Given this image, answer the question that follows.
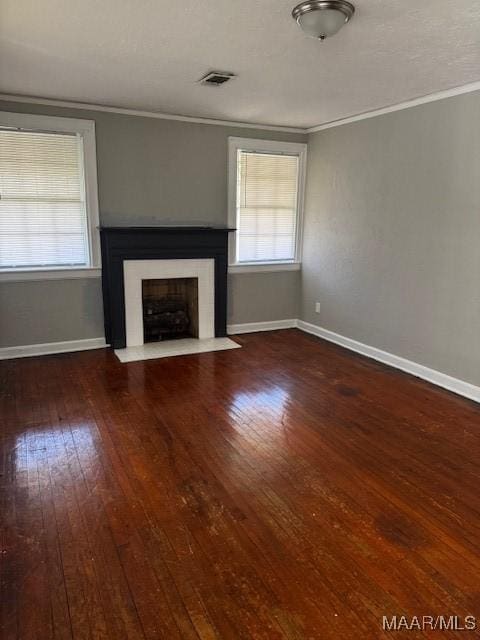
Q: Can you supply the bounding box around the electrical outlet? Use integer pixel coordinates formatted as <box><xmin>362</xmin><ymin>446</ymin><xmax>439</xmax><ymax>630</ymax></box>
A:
<box><xmin>315</xmin><ymin>302</ymin><xmax>321</xmax><ymax>314</ymax></box>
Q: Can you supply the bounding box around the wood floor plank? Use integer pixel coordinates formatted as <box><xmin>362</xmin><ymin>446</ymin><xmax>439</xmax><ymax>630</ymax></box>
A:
<box><xmin>1</xmin><ymin>329</ymin><xmax>480</xmax><ymax>639</ymax></box>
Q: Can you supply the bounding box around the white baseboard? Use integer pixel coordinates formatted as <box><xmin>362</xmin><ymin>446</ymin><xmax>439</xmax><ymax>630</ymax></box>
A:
<box><xmin>0</xmin><ymin>337</ymin><xmax>107</xmax><ymax>360</ymax></box>
<box><xmin>1</xmin><ymin>321</ymin><xmax>478</xmax><ymax>405</ymax></box>
<box><xmin>297</xmin><ymin>320</ymin><xmax>480</xmax><ymax>404</ymax></box>
<box><xmin>227</xmin><ymin>319</ymin><xmax>298</xmax><ymax>335</ymax></box>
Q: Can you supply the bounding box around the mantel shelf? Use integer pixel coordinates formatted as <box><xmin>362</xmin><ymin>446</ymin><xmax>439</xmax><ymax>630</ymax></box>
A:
<box><xmin>99</xmin><ymin>226</ymin><xmax>235</xmax><ymax>232</ymax></box>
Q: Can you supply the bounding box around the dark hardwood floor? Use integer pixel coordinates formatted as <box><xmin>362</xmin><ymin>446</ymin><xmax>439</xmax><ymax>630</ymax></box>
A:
<box><xmin>1</xmin><ymin>329</ymin><xmax>480</xmax><ymax>639</ymax></box>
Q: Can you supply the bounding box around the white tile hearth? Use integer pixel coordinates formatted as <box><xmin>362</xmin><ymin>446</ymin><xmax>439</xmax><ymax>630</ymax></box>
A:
<box><xmin>115</xmin><ymin>337</ymin><xmax>241</xmax><ymax>363</ymax></box>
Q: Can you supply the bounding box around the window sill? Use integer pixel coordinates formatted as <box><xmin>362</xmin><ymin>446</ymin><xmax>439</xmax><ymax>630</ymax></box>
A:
<box><xmin>0</xmin><ymin>267</ymin><xmax>102</xmax><ymax>282</ymax></box>
<box><xmin>228</xmin><ymin>262</ymin><xmax>301</xmax><ymax>274</ymax></box>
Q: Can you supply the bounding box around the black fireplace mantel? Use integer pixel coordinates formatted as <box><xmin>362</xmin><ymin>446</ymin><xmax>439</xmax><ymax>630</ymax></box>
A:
<box><xmin>100</xmin><ymin>226</ymin><xmax>234</xmax><ymax>349</ymax></box>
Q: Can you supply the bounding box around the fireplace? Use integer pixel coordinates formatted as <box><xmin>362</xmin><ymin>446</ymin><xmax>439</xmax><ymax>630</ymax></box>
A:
<box><xmin>122</xmin><ymin>258</ymin><xmax>215</xmax><ymax>347</ymax></box>
<box><xmin>142</xmin><ymin>278</ymin><xmax>198</xmax><ymax>342</ymax></box>
<box><xmin>100</xmin><ymin>226</ymin><xmax>233</xmax><ymax>349</ymax></box>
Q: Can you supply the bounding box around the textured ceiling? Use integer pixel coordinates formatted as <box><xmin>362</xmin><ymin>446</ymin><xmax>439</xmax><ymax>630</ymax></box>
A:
<box><xmin>1</xmin><ymin>0</ymin><xmax>480</xmax><ymax>128</ymax></box>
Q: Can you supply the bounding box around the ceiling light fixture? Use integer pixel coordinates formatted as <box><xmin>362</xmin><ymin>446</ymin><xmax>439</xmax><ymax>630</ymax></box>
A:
<box><xmin>292</xmin><ymin>0</ymin><xmax>355</xmax><ymax>40</ymax></box>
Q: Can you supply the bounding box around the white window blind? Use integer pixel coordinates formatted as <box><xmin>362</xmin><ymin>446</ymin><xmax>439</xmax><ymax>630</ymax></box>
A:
<box><xmin>236</xmin><ymin>150</ymin><xmax>299</xmax><ymax>263</ymax></box>
<box><xmin>0</xmin><ymin>128</ymin><xmax>89</xmax><ymax>270</ymax></box>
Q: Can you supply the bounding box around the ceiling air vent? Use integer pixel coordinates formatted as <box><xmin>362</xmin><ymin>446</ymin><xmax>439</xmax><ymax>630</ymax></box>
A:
<box><xmin>199</xmin><ymin>71</ymin><xmax>236</xmax><ymax>86</ymax></box>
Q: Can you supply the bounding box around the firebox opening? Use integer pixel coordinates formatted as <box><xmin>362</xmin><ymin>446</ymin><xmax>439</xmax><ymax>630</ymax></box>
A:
<box><xmin>142</xmin><ymin>278</ymin><xmax>199</xmax><ymax>343</ymax></box>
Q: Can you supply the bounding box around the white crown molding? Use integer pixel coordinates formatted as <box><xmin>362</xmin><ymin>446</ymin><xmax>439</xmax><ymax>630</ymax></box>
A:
<box><xmin>297</xmin><ymin>320</ymin><xmax>480</xmax><ymax>404</ymax></box>
<box><xmin>3</xmin><ymin>80</ymin><xmax>480</xmax><ymax>135</ymax></box>
<box><xmin>0</xmin><ymin>337</ymin><xmax>107</xmax><ymax>360</ymax></box>
<box><xmin>0</xmin><ymin>93</ymin><xmax>306</xmax><ymax>134</ymax></box>
<box><xmin>306</xmin><ymin>80</ymin><xmax>480</xmax><ymax>133</ymax></box>
<box><xmin>2</xmin><ymin>81</ymin><xmax>480</xmax><ymax>135</ymax></box>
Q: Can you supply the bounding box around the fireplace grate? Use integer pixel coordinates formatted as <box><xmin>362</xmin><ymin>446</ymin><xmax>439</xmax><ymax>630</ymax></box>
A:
<box><xmin>143</xmin><ymin>294</ymin><xmax>190</xmax><ymax>342</ymax></box>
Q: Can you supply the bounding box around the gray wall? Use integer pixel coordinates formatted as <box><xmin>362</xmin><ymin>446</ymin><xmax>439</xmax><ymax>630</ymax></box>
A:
<box><xmin>302</xmin><ymin>91</ymin><xmax>480</xmax><ymax>386</ymax></box>
<box><xmin>0</xmin><ymin>278</ymin><xmax>104</xmax><ymax>347</ymax></box>
<box><xmin>0</xmin><ymin>99</ymin><xmax>304</xmax><ymax>347</ymax></box>
<box><xmin>228</xmin><ymin>271</ymin><xmax>299</xmax><ymax>325</ymax></box>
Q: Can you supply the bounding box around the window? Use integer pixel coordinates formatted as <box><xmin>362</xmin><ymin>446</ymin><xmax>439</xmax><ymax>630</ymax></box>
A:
<box><xmin>0</xmin><ymin>111</ymin><xmax>100</xmax><ymax>277</ymax></box>
<box><xmin>228</xmin><ymin>137</ymin><xmax>306</xmax><ymax>269</ymax></box>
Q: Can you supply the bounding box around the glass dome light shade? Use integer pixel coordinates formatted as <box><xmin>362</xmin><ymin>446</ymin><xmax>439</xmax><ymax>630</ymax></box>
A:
<box><xmin>292</xmin><ymin>1</ymin><xmax>355</xmax><ymax>40</ymax></box>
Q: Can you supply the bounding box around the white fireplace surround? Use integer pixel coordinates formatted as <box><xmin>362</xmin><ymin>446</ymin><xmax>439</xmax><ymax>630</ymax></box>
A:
<box><xmin>123</xmin><ymin>258</ymin><xmax>215</xmax><ymax>347</ymax></box>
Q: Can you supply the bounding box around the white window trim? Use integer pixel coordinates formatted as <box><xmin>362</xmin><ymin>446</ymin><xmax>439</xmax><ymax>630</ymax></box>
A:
<box><xmin>0</xmin><ymin>267</ymin><xmax>102</xmax><ymax>282</ymax></box>
<box><xmin>0</xmin><ymin>111</ymin><xmax>101</xmax><ymax>281</ymax></box>
<box><xmin>228</xmin><ymin>262</ymin><xmax>301</xmax><ymax>274</ymax></box>
<box><xmin>227</xmin><ymin>136</ymin><xmax>307</xmax><ymax>273</ymax></box>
